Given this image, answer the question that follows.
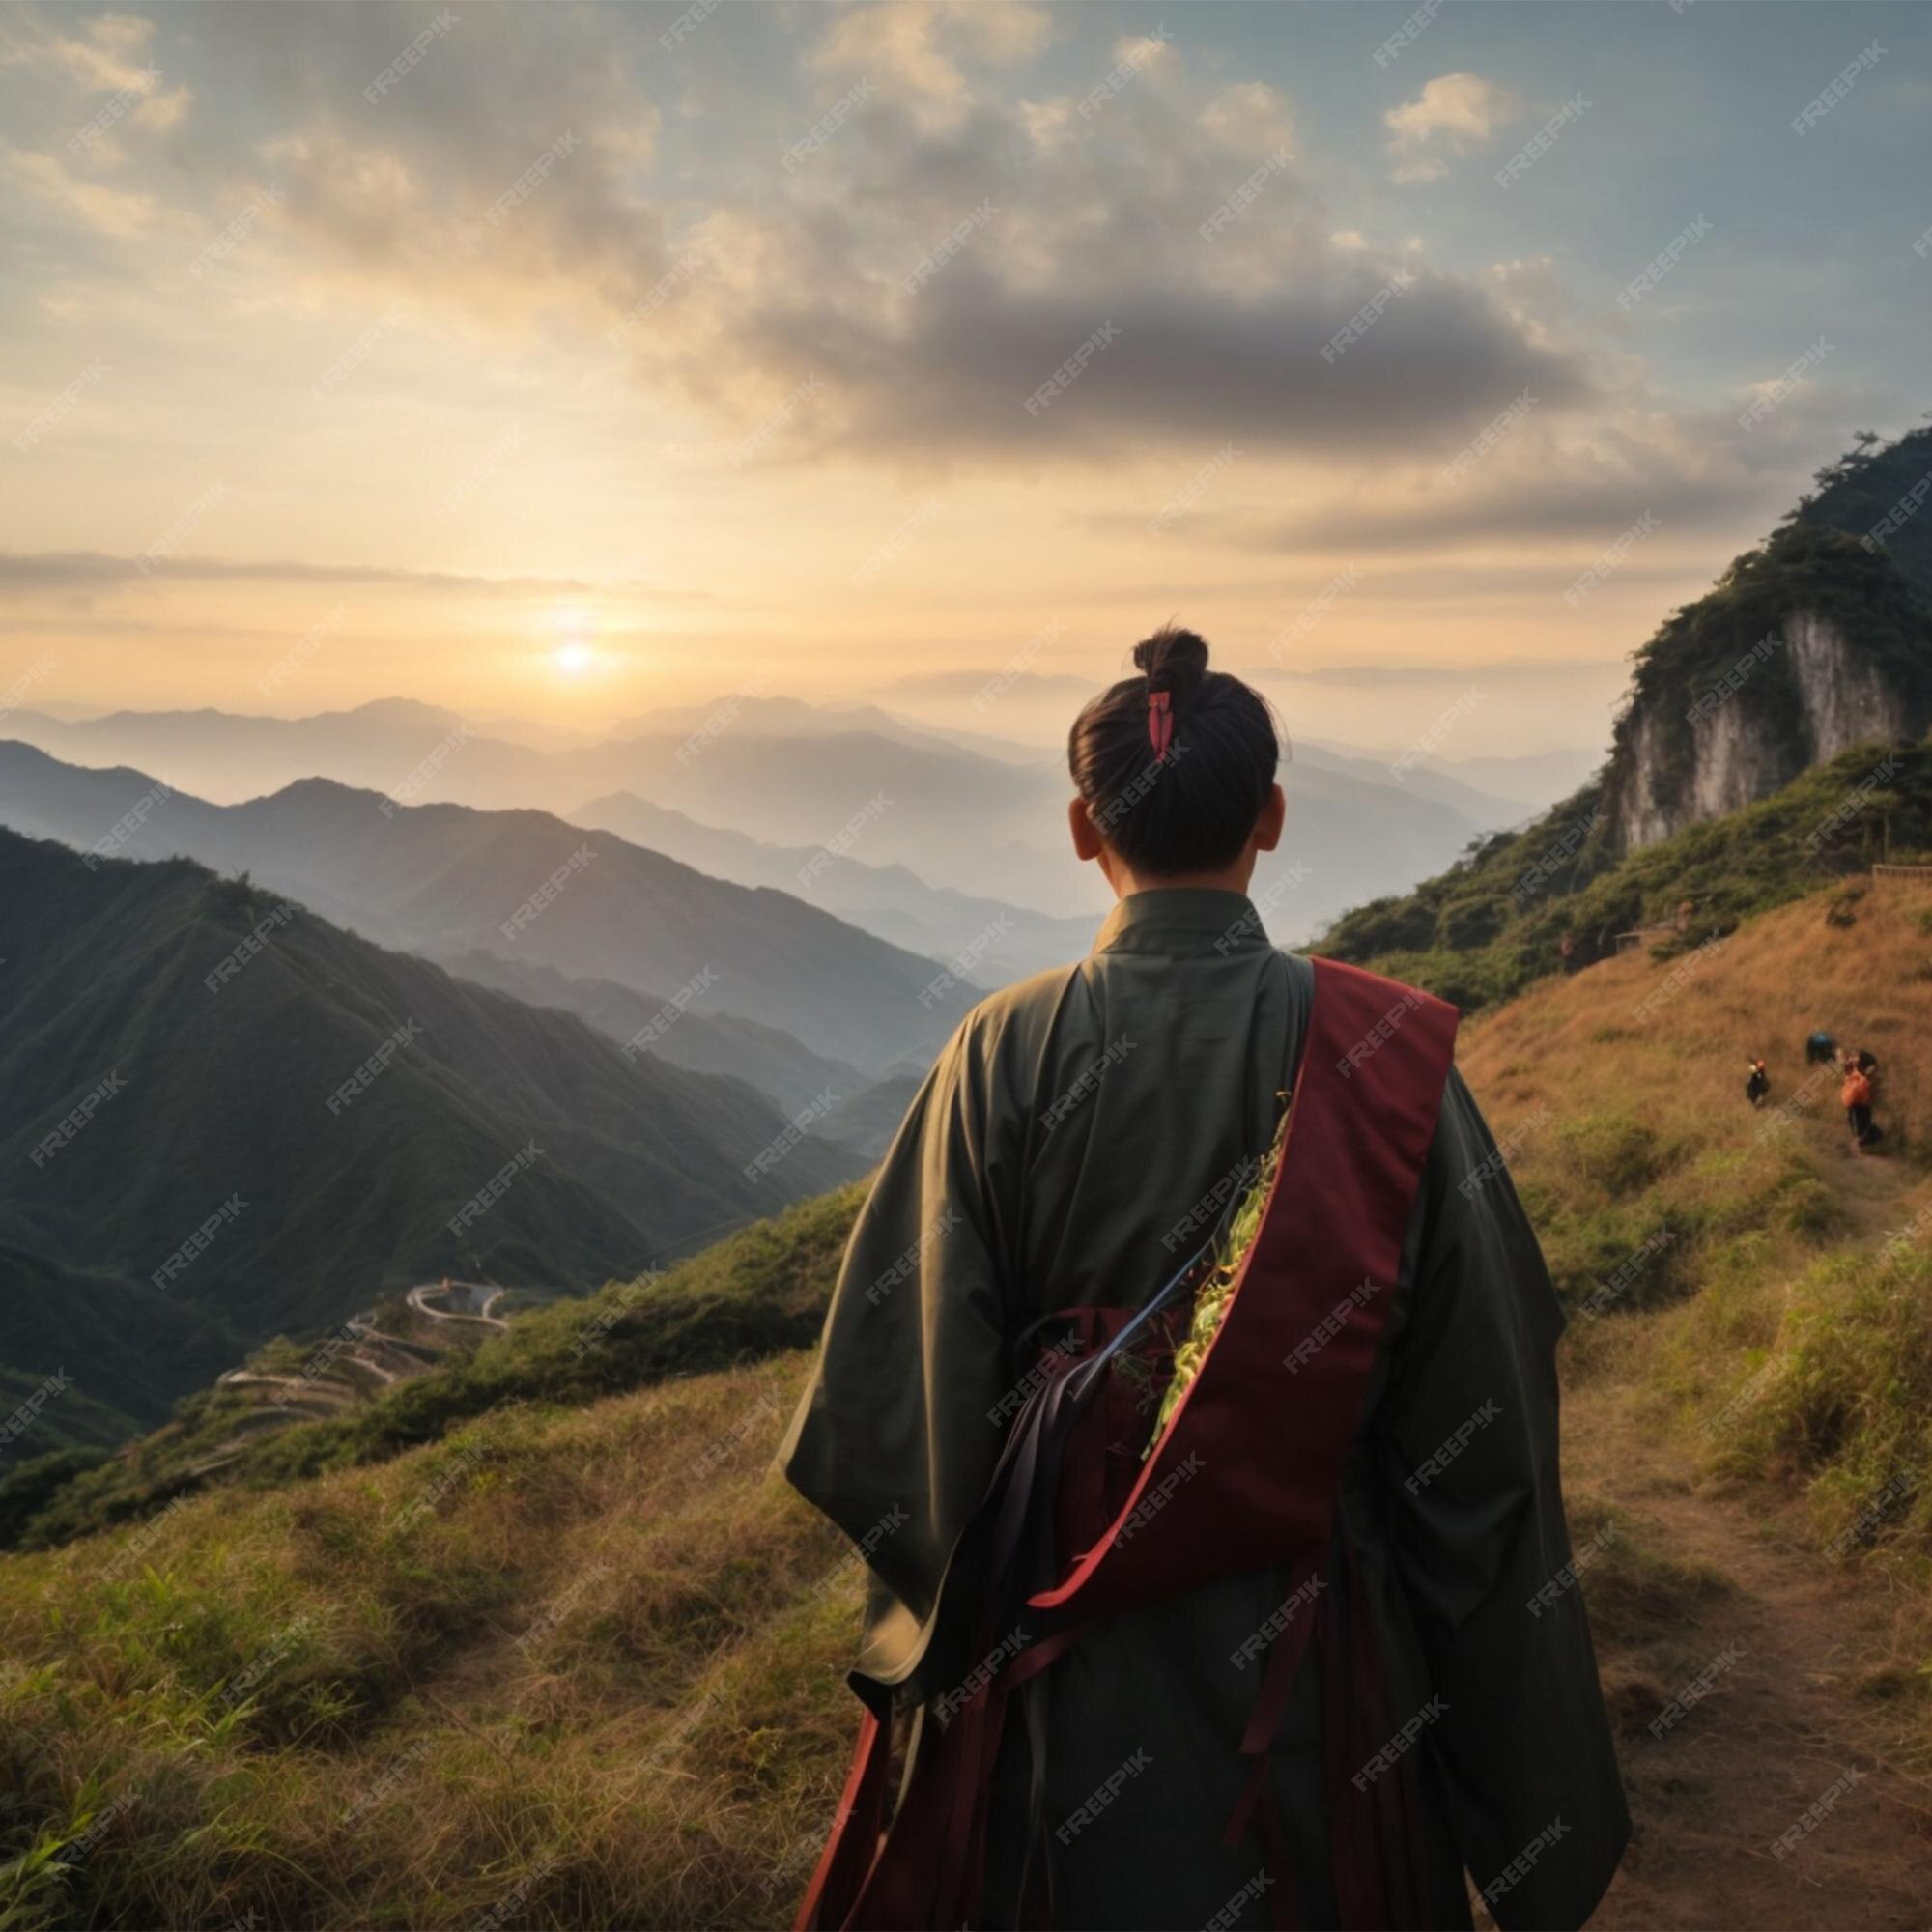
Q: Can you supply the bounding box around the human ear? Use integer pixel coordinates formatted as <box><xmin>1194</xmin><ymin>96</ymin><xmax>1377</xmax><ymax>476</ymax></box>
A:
<box><xmin>1253</xmin><ymin>782</ymin><xmax>1286</xmax><ymax>855</ymax></box>
<box><xmin>1068</xmin><ymin>796</ymin><xmax>1105</xmax><ymax>863</ymax></box>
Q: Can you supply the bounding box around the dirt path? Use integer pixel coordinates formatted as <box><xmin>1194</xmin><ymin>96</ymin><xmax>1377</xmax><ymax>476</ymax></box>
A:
<box><xmin>408</xmin><ymin>1280</ymin><xmax>510</xmax><ymax>1328</ymax></box>
<box><xmin>1568</xmin><ymin>1369</ymin><xmax>1932</xmax><ymax>1930</ymax></box>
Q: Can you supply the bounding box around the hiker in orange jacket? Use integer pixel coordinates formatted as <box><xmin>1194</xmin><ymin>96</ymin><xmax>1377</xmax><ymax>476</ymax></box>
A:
<box><xmin>1841</xmin><ymin>1056</ymin><xmax>1876</xmax><ymax>1152</ymax></box>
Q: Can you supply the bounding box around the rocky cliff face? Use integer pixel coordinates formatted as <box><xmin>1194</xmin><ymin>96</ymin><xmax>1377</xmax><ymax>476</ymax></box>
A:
<box><xmin>1786</xmin><ymin>610</ymin><xmax>1910</xmax><ymax>753</ymax></box>
<box><xmin>1608</xmin><ymin>607</ymin><xmax>1914</xmax><ymax>849</ymax></box>
<box><xmin>1600</xmin><ymin>433</ymin><xmax>1932</xmax><ymax>853</ymax></box>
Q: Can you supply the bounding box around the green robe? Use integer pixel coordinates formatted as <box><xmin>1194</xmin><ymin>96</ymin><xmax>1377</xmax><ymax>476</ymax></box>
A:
<box><xmin>781</xmin><ymin>888</ymin><xmax>1628</xmax><ymax>1929</ymax></box>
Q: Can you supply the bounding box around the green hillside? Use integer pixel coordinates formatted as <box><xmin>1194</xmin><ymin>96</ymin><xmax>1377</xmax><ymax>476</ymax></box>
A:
<box><xmin>1322</xmin><ymin>738</ymin><xmax>1932</xmax><ymax>1009</ymax></box>
<box><xmin>1793</xmin><ymin>420</ymin><xmax>1932</xmax><ymax>612</ymax></box>
<box><xmin>0</xmin><ymin>830</ymin><xmax>859</xmax><ymax>1445</ymax></box>
<box><xmin>0</xmin><ymin>1244</ymin><xmax>247</xmax><ymax>1454</ymax></box>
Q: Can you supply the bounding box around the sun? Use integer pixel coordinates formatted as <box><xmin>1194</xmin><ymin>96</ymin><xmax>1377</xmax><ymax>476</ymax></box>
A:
<box><xmin>539</xmin><ymin>604</ymin><xmax>615</xmax><ymax>682</ymax></box>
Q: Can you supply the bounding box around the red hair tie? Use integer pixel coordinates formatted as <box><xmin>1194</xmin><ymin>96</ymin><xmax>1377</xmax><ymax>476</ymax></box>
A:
<box><xmin>1147</xmin><ymin>688</ymin><xmax>1174</xmax><ymax>763</ymax></box>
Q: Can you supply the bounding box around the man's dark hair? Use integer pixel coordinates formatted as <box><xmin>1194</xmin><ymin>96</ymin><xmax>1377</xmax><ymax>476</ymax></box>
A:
<box><xmin>1067</xmin><ymin>625</ymin><xmax>1280</xmax><ymax>876</ymax></box>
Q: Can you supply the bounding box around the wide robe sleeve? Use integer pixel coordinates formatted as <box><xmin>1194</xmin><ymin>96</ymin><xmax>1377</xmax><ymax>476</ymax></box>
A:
<box><xmin>779</xmin><ymin>1009</ymin><xmax>1020</xmax><ymax>1702</ymax></box>
<box><xmin>1379</xmin><ymin>1068</ymin><xmax>1631</xmax><ymax>1931</ymax></box>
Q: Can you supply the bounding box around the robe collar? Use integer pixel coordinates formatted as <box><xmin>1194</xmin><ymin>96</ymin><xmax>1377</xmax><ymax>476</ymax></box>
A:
<box><xmin>1091</xmin><ymin>886</ymin><xmax>1270</xmax><ymax>958</ymax></box>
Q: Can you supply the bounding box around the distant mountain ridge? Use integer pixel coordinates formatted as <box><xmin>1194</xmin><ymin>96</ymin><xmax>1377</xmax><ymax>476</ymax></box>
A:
<box><xmin>0</xmin><ymin>829</ymin><xmax>863</xmax><ymax>1445</ymax></box>
<box><xmin>1285</xmin><ymin>739</ymin><xmax>1535</xmax><ymax>830</ymax></box>
<box><xmin>0</xmin><ymin>744</ymin><xmax>976</xmax><ymax>1077</ymax></box>
<box><xmin>2</xmin><ymin>696</ymin><xmax>508</xmax><ymax>805</ymax></box>
<box><xmin>436</xmin><ymin>949</ymin><xmax>872</xmax><ymax>1128</ymax></box>
<box><xmin>1</xmin><ymin>690</ymin><xmax>1539</xmax><ymax>939</ymax></box>
<box><xmin>568</xmin><ymin>790</ymin><xmax>1096</xmax><ymax>981</ymax></box>
<box><xmin>608</xmin><ymin>693</ymin><xmax>1053</xmax><ymax>768</ymax></box>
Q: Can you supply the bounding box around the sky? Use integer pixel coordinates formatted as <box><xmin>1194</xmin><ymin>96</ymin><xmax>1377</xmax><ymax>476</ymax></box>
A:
<box><xmin>1</xmin><ymin>0</ymin><xmax>1927</xmax><ymax>757</ymax></box>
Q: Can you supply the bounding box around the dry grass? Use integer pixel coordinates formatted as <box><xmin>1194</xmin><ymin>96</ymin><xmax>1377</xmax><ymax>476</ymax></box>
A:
<box><xmin>1459</xmin><ymin>879</ymin><xmax>1932</xmax><ymax>1178</ymax></box>
<box><xmin>1459</xmin><ymin>882</ymin><xmax>1932</xmax><ymax>1690</ymax></box>
<box><xmin>0</xmin><ymin>1359</ymin><xmax>862</xmax><ymax>1931</ymax></box>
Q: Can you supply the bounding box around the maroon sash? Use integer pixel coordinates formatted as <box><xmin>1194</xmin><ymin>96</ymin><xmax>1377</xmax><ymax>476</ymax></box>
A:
<box><xmin>797</xmin><ymin>957</ymin><xmax>1458</xmax><ymax>1930</ymax></box>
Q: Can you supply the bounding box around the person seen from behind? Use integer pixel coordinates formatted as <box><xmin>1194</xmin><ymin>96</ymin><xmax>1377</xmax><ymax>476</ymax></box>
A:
<box><xmin>1842</xmin><ymin>1053</ymin><xmax>1877</xmax><ymax>1152</ymax></box>
<box><xmin>782</xmin><ymin>626</ymin><xmax>1629</xmax><ymax>1930</ymax></box>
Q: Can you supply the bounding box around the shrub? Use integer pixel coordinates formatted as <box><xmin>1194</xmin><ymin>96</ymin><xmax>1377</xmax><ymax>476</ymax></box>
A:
<box><xmin>1554</xmin><ymin>1111</ymin><xmax>1676</xmax><ymax>1196</ymax></box>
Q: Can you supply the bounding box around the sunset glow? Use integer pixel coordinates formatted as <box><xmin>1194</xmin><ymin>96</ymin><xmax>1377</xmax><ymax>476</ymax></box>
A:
<box><xmin>1</xmin><ymin>2</ymin><xmax>1924</xmax><ymax>751</ymax></box>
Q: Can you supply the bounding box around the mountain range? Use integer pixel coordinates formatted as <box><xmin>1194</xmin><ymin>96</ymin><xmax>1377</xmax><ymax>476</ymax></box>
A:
<box><xmin>0</xmin><ymin>745</ymin><xmax>976</xmax><ymax>1078</ymax></box>
<box><xmin>0</xmin><ymin>692</ymin><xmax>1549</xmax><ymax>939</ymax></box>
<box><xmin>0</xmin><ymin>829</ymin><xmax>863</xmax><ymax>1445</ymax></box>
<box><xmin>18</xmin><ymin>419</ymin><xmax>1919</xmax><ymax>1462</ymax></box>
<box><xmin>567</xmin><ymin>789</ymin><xmax>1095</xmax><ymax>981</ymax></box>
<box><xmin>433</xmin><ymin>949</ymin><xmax>867</xmax><ymax>1123</ymax></box>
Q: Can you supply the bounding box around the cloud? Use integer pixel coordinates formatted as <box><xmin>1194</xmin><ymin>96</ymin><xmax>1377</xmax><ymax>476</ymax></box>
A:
<box><xmin>810</xmin><ymin>0</ymin><xmax>1053</xmax><ymax>131</ymax></box>
<box><xmin>101</xmin><ymin>7</ymin><xmax>664</xmax><ymax>296</ymax></box>
<box><xmin>2</xmin><ymin>10</ymin><xmax>158</xmax><ymax>95</ymax></box>
<box><xmin>131</xmin><ymin>82</ymin><xmax>190</xmax><ymax>134</ymax></box>
<box><xmin>38</xmin><ymin>6</ymin><xmax>1582</xmax><ymax>470</ymax></box>
<box><xmin>0</xmin><ymin>12</ymin><xmax>1601</xmax><ymax>475</ymax></box>
<box><xmin>795</xmin><ymin>262</ymin><xmax>1590</xmax><ymax>459</ymax></box>
<box><xmin>0</xmin><ymin>550</ymin><xmax>688</xmax><ymax>597</ymax></box>
<box><xmin>604</xmin><ymin>52</ymin><xmax>1593</xmax><ymax>463</ymax></box>
<box><xmin>5</xmin><ymin>144</ymin><xmax>159</xmax><ymax>237</ymax></box>
<box><xmin>1242</xmin><ymin>439</ymin><xmax>1777</xmax><ymax>554</ymax></box>
<box><xmin>1385</xmin><ymin>73</ymin><xmax>1523</xmax><ymax>181</ymax></box>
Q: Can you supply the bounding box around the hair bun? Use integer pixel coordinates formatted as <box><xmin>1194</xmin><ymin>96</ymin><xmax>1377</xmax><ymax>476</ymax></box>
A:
<box><xmin>1131</xmin><ymin>624</ymin><xmax>1210</xmax><ymax>701</ymax></box>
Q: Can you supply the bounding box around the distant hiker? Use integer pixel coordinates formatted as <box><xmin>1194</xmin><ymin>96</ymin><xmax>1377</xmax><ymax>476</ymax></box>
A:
<box><xmin>783</xmin><ymin>626</ymin><xmax>1629</xmax><ymax>1931</ymax></box>
<box><xmin>1805</xmin><ymin>1029</ymin><xmax>1837</xmax><ymax>1065</ymax></box>
<box><xmin>1842</xmin><ymin>1055</ymin><xmax>1877</xmax><ymax>1151</ymax></box>
<box><xmin>1746</xmin><ymin>1058</ymin><xmax>1770</xmax><ymax>1108</ymax></box>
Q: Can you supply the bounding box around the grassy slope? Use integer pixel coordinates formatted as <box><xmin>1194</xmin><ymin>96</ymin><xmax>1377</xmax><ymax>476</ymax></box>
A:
<box><xmin>1454</xmin><ymin>880</ymin><xmax>1932</xmax><ymax>1571</ymax></box>
<box><xmin>5</xmin><ymin>891</ymin><xmax>1932</xmax><ymax>1929</ymax></box>
<box><xmin>0</xmin><ymin>1357</ymin><xmax>857</xmax><ymax>1932</ymax></box>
